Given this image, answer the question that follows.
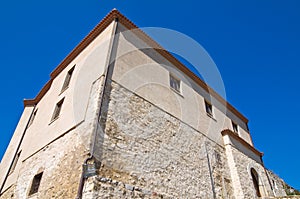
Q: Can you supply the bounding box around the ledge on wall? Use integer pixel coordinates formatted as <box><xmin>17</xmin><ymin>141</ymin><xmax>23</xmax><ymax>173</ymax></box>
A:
<box><xmin>221</xmin><ymin>129</ymin><xmax>263</xmax><ymax>164</ymax></box>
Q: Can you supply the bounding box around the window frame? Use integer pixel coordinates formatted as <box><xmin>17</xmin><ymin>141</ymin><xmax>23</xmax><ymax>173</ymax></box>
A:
<box><xmin>8</xmin><ymin>151</ymin><xmax>21</xmax><ymax>175</ymax></box>
<box><xmin>61</xmin><ymin>65</ymin><xmax>75</xmax><ymax>92</ymax></box>
<box><xmin>28</xmin><ymin>109</ymin><xmax>38</xmax><ymax>127</ymax></box>
<box><xmin>28</xmin><ymin>172</ymin><xmax>43</xmax><ymax>196</ymax></box>
<box><xmin>51</xmin><ymin>98</ymin><xmax>64</xmax><ymax>122</ymax></box>
<box><xmin>205</xmin><ymin>100</ymin><xmax>213</xmax><ymax>117</ymax></box>
<box><xmin>232</xmin><ymin>121</ymin><xmax>239</xmax><ymax>133</ymax></box>
<box><xmin>169</xmin><ymin>73</ymin><xmax>181</xmax><ymax>94</ymax></box>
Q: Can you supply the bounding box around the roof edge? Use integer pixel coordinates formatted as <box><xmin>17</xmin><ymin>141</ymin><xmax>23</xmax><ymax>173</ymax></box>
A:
<box><xmin>23</xmin><ymin>9</ymin><xmax>249</xmax><ymax>124</ymax></box>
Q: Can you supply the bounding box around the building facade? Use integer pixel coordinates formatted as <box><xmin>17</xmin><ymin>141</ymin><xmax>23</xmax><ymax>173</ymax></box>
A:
<box><xmin>0</xmin><ymin>10</ymin><xmax>292</xmax><ymax>199</ymax></box>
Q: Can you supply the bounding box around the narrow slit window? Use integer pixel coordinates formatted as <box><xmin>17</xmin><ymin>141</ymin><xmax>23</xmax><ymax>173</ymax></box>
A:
<box><xmin>61</xmin><ymin>66</ymin><xmax>75</xmax><ymax>92</ymax></box>
<box><xmin>51</xmin><ymin>98</ymin><xmax>64</xmax><ymax>121</ymax></box>
<box><xmin>205</xmin><ymin>100</ymin><xmax>213</xmax><ymax>116</ymax></box>
<box><xmin>9</xmin><ymin>151</ymin><xmax>21</xmax><ymax>175</ymax></box>
<box><xmin>28</xmin><ymin>172</ymin><xmax>43</xmax><ymax>196</ymax></box>
<box><xmin>170</xmin><ymin>74</ymin><xmax>181</xmax><ymax>93</ymax></box>
<box><xmin>232</xmin><ymin>121</ymin><xmax>238</xmax><ymax>133</ymax></box>
<box><xmin>28</xmin><ymin>109</ymin><xmax>38</xmax><ymax>127</ymax></box>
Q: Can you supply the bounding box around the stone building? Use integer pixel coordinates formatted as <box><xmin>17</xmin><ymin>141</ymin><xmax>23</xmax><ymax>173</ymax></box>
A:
<box><xmin>0</xmin><ymin>9</ymin><xmax>293</xmax><ymax>199</ymax></box>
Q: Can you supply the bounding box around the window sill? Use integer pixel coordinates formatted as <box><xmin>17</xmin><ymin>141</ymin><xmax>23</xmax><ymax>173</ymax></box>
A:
<box><xmin>27</xmin><ymin>192</ymin><xmax>38</xmax><ymax>198</ymax></box>
<box><xmin>206</xmin><ymin>113</ymin><xmax>217</xmax><ymax>122</ymax></box>
<box><xmin>59</xmin><ymin>86</ymin><xmax>69</xmax><ymax>96</ymax></box>
<box><xmin>170</xmin><ymin>87</ymin><xmax>184</xmax><ymax>98</ymax></box>
<box><xmin>49</xmin><ymin>116</ymin><xmax>59</xmax><ymax>125</ymax></box>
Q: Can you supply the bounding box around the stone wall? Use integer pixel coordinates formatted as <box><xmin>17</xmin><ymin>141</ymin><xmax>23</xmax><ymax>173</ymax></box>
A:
<box><xmin>229</xmin><ymin>146</ymin><xmax>274</xmax><ymax>198</ymax></box>
<box><xmin>0</xmin><ymin>129</ymin><xmax>87</xmax><ymax>199</ymax></box>
<box><xmin>0</xmin><ymin>185</ymin><xmax>15</xmax><ymax>199</ymax></box>
<box><xmin>0</xmin><ymin>78</ymin><xmax>104</xmax><ymax>199</ymax></box>
<box><xmin>267</xmin><ymin>170</ymin><xmax>288</xmax><ymax>197</ymax></box>
<box><xmin>87</xmin><ymin>81</ymin><xmax>235</xmax><ymax>198</ymax></box>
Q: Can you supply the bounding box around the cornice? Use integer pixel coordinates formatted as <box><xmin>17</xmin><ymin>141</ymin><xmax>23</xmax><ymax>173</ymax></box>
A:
<box><xmin>23</xmin><ymin>9</ymin><xmax>249</xmax><ymax>125</ymax></box>
<box><xmin>221</xmin><ymin>129</ymin><xmax>263</xmax><ymax>157</ymax></box>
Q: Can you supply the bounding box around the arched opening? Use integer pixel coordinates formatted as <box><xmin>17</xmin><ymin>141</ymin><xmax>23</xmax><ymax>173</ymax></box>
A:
<box><xmin>251</xmin><ymin>168</ymin><xmax>261</xmax><ymax>197</ymax></box>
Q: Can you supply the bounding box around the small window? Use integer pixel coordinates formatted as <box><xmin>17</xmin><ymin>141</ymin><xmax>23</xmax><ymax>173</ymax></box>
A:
<box><xmin>61</xmin><ymin>66</ymin><xmax>75</xmax><ymax>92</ymax></box>
<box><xmin>28</xmin><ymin>109</ymin><xmax>38</xmax><ymax>127</ymax></box>
<box><xmin>170</xmin><ymin>74</ymin><xmax>181</xmax><ymax>93</ymax></box>
<box><xmin>9</xmin><ymin>151</ymin><xmax>21</xmax><ymax>175</ymax></box>
<box><xmin>51</xmin><ymin>98</ymin><xmax>64</xmax><ymax>121</ymax></box>
<box><xmin>232</xmin><ymin>121</ymin><xmax>238</xmax><ymax>133</ymax></box>
<box><xmin>205</xmin><ymin>100</ymin><xmax>213</xmax><ymax>116</ymax></box>
<box><xmin>28</xmin><ymin>172</ymin><xmax>43</xmax><ymax>196</ymax></box>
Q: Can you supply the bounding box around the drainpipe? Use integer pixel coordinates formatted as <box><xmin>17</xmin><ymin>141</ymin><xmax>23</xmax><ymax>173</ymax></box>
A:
<box><xmin>0</xmin><ymin>105</ymin><xmax>36</xmax><ymax>196</ymax></box>
<box><xmin>75</xmin><ymin>17</ymin><xmax>119</xmax><ymax>199</ymax></box>
<box><xmin>205</xmin><ymin>142</ymin><xmax>217</xmax><ymax>199</ymax></box>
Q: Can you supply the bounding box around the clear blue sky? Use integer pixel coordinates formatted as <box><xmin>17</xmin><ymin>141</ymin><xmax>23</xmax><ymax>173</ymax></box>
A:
<box><xmin>0</xmin><ymin>0</ymin><xmax>299</xmax><ymax>190</ymax></box>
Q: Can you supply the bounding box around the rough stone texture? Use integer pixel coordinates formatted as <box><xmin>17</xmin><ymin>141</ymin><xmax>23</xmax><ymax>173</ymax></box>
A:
<box><xmin>0</xmin><ymin>129</ymin><xmax>87</xmax><ymax>199</ymax></box>
<box><xmin>82</xmin><ymin>176</ymin><xmax>173</xmax><ymax>199</ymax></box>
<box><xmin>229</xmin><ymin>146</ymin><xmax>274</xmax><ymax>198</ymax></box>
<box><xmin>88</xmin><ymin>81</ymin><xmax>235</xmax><ymax>198</ymax></box>
<box><xmin>0</xmin><ymin>78</ymin><xmax>104</xmax><ymax>199</ymax></box>
<box><xmin>267</xmin><ymin>170</ymin><xmax>288</xmax><ymax>197</ymax></box>
<box><xmin>9</xmin><ymin>129</ymin><xmax>86</xmax><ymax>199</ymax></box>
<box><xmin>0</xmin><ymin>185</ymin><xmax>15</xmax><ymax>199</ymax></box>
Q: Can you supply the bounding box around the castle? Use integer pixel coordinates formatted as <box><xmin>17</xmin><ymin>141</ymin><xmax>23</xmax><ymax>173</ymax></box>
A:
<box><xmin>0</xmin><ymin>10</ymin><xmax>294</xmax><ymax>199</ymax></box>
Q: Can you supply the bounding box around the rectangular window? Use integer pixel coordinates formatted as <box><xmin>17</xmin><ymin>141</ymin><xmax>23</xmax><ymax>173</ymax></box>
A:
<box><xmin>51</xmin><ymin>98</ymin><xmax>64</xmax><ymax>121</ymax></box>
<box><xmin>205</xmin><ymin>100</ymin><xmax>213</xmax><ymax>116</ymax></box>
<box><xmin>170</xmin><ymin>74</ymin><xmax>181</xmax><ymax>93</ymax></box>
<box><xmin>8</xmin><ymin>151</ymin><xmax>21</xmax><ymax>175</ymax></box>
<box><xmin>28</xmin><ymin>172</ymin><xmax>43</xmax><ymax>196</ymax></box>
<box><xmin>61</xmin><ymin>66</ymin><xmax>75</xmax><ymax>92</ymax></box>
<box><xmin>28</xmin><ymin>109</ymin><xmax>38</xmax><ymax>127</ymax></box>
<box><xmin>232</xmin><ymin>121</ymin><xmax>238</xmax><ymax>133</ymax></box>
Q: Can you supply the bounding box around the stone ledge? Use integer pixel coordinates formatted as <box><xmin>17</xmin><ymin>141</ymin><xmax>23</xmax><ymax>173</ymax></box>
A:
<box><xmin>221</xmin><ymin>129</ymin><xmax>263</xmax><ymax>157</ymax></box>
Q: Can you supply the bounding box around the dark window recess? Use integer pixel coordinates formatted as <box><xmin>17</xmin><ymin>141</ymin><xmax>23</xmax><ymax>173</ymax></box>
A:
<box><xmin>251</xmin><ymin>168</ymin><xmax>261</xmax><ymax>197</ymax></box>
<box><xmin>51</xmin><ymin>98</ymin><xmax>64</xmax><ymax>121</ymax></box>
<box><xmin>29</xmin><ymin>172</ymin><xmax>43</xmax><ymax>196</ymax></box>
<box><xmin>170</xmin><ymin>74</ymin><xmax>181</xmax><ymax>93</ymax></box>
<box><xmin>205</xmin><ymin>101</ymin><xmax>213</xmax><ymax>116</ymax></box>
<box><xmin>9</xmin><ymin>151</ymin><xmax>21</xmax><ymax>175</ymax></box>
<box><xmin>28</xmin><ymin>109</ymin><xmax>38</xmax><ymax>127</ymax></box>
<box><xmin>232</xmin><ymin>121</ymin><xmax>238</xmax><ymax>133</ymax></box>
<box><xmin>61</xmin><ymin>66</ymin><xmax>75</xmax><ymax>91</ymax></box>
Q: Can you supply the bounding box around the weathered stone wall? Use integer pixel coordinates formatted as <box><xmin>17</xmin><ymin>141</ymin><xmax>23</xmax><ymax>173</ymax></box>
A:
<box><xmin>229</xmin><ymin>146</ymin><xmax>274</xmax><ymax>198</ymax></box>
<box><xmin>15</xmin><ymin>130</ymin><xmax>87</xmax><ymax>199</ymax></box>
<box><xmin>0</xmin><ymin>185</ymin><xmax>15</xmax><ymax>199</ymax></box>
<box><xmin>0</xmin><ymin>77</ymin><xmax>104</xmax><ymax>199</ymax></box>
<box><xmin>267</xmin><ymin>170</ymin><xmax>287</xmax><ymax>197</ymax></box>
<box><xmin>87</xmin><ymin>81</ymin><xmax>235</xmax><ymax>198</ymax></box>
<box><xmin>0</xmin><ymin>128</ymin><xmax>87</xmax><ymax>199</ymax></box>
